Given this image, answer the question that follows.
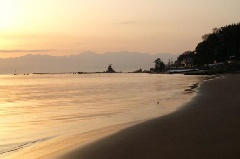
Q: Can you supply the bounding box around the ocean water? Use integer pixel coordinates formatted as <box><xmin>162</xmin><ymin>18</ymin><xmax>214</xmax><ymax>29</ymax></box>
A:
<box><xmin>0</xmin><ymin>74</ymin><xmax>205</xmax><ymax>158</ymax></box>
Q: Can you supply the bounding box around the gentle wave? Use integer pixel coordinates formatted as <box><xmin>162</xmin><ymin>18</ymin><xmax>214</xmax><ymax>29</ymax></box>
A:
<box><xmin>0</xmin><ymin>137</ymin><xmax>53</xmax><ymax>155</ymax></box>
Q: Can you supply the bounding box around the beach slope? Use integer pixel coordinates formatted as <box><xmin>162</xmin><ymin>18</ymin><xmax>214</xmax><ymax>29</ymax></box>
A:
<box><xmin>62</xmin><ymin>74</ymin><xmax>240</xmax><ymax>159</ymax></box>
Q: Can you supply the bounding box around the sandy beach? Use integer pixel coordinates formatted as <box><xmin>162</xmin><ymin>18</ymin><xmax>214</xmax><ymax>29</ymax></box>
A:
<box><xmin>60</xmin><ymin>74</ymin><xmax>240</xmax><ymax>159</ymax></box>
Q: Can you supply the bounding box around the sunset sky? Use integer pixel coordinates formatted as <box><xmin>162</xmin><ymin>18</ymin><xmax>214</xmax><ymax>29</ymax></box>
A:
<box><xmin>0</xmin><ymin>0</ymin><xmax>239</xmax><ymax>58</ymax></box>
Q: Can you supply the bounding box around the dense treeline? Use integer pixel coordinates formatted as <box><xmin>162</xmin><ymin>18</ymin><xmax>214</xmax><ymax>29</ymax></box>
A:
<box><xmin>154</xmin><ymin>23</ymin><xmax>240</xmax><ymax>72</ymax></box>
<box><xmin>194</xmin><ymin>23</ymin><xmax>240</xmax><ymax>65</ymax></box>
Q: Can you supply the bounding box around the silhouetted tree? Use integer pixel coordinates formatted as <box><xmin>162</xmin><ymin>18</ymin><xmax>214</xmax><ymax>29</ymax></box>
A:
<box><xmin>154</xmin><ymin>58</ymin><xmax>165</xmax><ymax>72</ymax></box>
<box><xmin>202</xmin><ymin>34</ymin><xmax>211</xmax><ymax>41</ymax></box>
<box><xmin>195</xmin><ymin>23</ymin><xmax>240</xmax><ymax>65</ymax></box>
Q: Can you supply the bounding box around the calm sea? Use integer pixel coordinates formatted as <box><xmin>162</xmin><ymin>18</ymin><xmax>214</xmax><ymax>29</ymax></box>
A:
<box><xmin>0</xmin><ymin>74</ymin><xmax>204</xmax><ymax>158</ymax></box>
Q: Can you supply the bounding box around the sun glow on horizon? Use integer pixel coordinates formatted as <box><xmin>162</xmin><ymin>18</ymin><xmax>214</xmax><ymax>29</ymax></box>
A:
<box><xmin>0</xmin><ymin>1</ymin><xmax>20</xmax><ymax>31</ymax></box>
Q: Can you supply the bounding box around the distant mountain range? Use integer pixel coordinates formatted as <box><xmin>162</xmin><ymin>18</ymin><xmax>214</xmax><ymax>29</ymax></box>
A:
<box><xmin>0</xmin><ymin>51</ymin><xmax>177</xmax><ymax>74</ymax></box>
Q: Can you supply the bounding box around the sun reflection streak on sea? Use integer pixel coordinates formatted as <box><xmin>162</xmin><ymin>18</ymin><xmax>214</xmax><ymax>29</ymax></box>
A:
<box><xmin>0</xmin><ymin>74</ymin><xmax>205</xmax><ymax>158</ymax></box>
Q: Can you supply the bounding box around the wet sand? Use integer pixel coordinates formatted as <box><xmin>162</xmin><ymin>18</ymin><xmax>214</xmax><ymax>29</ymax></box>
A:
<box><xmin>61</xmin><ymin>74</ymin><xmax>240</xmax><ymax>159</ymax></box>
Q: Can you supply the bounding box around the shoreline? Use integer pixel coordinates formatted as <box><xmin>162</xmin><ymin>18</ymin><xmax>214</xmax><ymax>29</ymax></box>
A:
<box><xmin>60</xmin><ymin>74</ymin><xmax>240</xmax><ymax>159</ymax></box>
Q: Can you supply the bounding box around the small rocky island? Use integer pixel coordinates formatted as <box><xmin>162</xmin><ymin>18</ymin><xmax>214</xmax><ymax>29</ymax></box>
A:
<box><xmin>105</xmin><ymin>64</ymin><xmax>116</xmax><ymax>73</ymax></box>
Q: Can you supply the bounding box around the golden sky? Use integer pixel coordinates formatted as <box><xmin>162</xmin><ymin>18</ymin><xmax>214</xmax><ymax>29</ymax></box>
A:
<box><xmin>0</xmin><ymin>0</ymin><xmax>239</xmax><ymax>58</ymax></box>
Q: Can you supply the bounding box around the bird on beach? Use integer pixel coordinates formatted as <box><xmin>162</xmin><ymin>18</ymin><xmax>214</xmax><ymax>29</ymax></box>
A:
<box><xmin>157</xmin><ymin>101</ymin><xmax>159</xmax><ymax>105</ymax></box>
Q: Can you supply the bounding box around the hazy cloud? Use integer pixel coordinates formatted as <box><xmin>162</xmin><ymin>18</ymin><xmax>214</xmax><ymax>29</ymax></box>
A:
<box><xmin>0</xmin><ymin>49</ymin><xmax>56</xmax><ymax>53</ymax></box>
<box><xmin>116</xmin><ymin>21</ymin><xmax>137</xmax><ymax>25</ymax></box>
